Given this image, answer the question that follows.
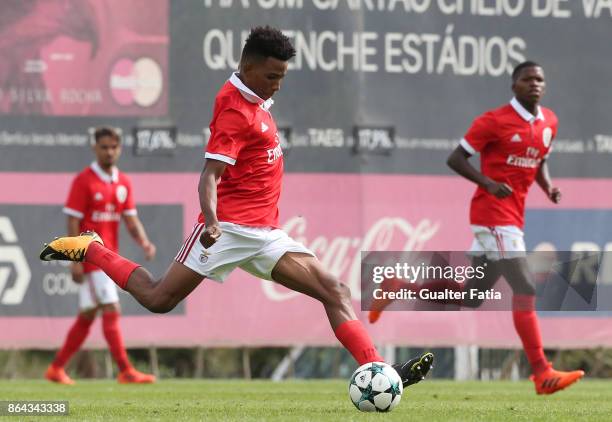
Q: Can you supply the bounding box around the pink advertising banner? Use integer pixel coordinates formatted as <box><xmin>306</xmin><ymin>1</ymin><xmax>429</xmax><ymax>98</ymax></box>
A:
<box><xmin>0</xmin><ymin>0</ymin><xmax>168</xmax><ymax>116</ymax></box>
<box><xmin>1</xmin><ymin>173</ymin><xmax>612</xmax><ymax>349</ymax></box>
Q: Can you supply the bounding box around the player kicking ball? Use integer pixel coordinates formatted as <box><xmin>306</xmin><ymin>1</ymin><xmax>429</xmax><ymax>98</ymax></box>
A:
<box><xmin>369</xmin><ymin>61</ymin><xmax>584</xmax><ymax>395</ymax></box>
<box><xmin>40</xmin><ymin>26</ymin><xmax>433</xmax><ymax>389</ymax></box>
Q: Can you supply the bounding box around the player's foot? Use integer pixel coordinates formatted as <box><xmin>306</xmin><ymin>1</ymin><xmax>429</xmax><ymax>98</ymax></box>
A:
<box><xmin>39</xmin><ymin>231</ymin><xmax>103</xmax><ymax>262</ymax></box>
<box><xmin>117</xmin><ymin>367</ymin><xmax>156</xmax><ymax>384</ymax></box>
<box><xmin>368</xmin><ymin>278</ymin><xmax>404</xmax><ymax>324</ymax></box>
<box><xmin>45</xmin><ymin>365</ymin><xmax>75</xmax><ymax>385</ymax></box>
<box><xmin>392</xmin><ymin>352</ymin><xmax>434</xmax><ymax>387</ymax></box>
<box><xmin>530</xmin><ymin>364</ymin><xmax>584</xmax><ymax>395</ymax></box>
<box><xmin>368</xmin><ymin>310</ymin><xmax>383</xmax><ymax>324</ymax></box>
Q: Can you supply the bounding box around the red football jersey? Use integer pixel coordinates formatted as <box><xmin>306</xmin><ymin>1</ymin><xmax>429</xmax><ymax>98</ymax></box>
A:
<box><xmin>461</xmin><ymin>98</ymin><xmax>558</xmax><ymax>228</ymax></box>
<box><xmin>64</xmin><ymin>162</ymin><xmax>136</xmax><ymax>272</ymax></box>
<box><xmin>201</xmin><ymin>73</ymin><xmax>283</xmax><ymax>228</ymax></box>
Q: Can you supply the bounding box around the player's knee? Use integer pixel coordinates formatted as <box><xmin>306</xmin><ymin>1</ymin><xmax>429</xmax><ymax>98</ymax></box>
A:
<box><xmin>323</xmin><ymin>276</ymin><xmax>352</xmax><ymax>308</ymax></box>
<box><xmin>147</xmin><ymin>293</ymin><xmax>177</xmax><ymax>314</ymax></box>
<box><xmin>149</xmin><ymin>302</ymin><xmax>175</xmax><ymax>314</ymax></box>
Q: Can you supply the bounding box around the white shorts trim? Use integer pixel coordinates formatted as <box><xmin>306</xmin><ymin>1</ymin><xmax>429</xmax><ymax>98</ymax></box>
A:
<box><xmin>468</xmin><ymin>225</ymin><xmax>526</xmax><ymax>261</ymax></box>
<box><xmin>78</xmin><ymin>270</ymin><xmax>119</xmax><ymax>310</ymax></box>
<box><xmin>175</xmin><ymin>222</ymin><xmax>315</xmax><ymax>282</ymax></box>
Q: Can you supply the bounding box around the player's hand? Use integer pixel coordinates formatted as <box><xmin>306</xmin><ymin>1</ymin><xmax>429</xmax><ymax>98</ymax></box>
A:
<box><xmin>484</xmin><ymin>181</ymin><xmax>513</xmax><ymax>198</ymax></box>
<box><xmin>143</xmin><ymin>242</ymin><xmax>156</xmax><ymax>261</ymax></box>
<box><xmin>200</xmin><ymin>224</ymin><xmax>222</xmax><ymax>248</ymax></box>
<box><xmin>71</xmin><ymin>263</ymin><xmax>84</xmax><ymax>284</ymax></box>
<box><xmin>548</xmin><ymin>186</ymin><xmax>562</xmax><ymax>204</ymax></box>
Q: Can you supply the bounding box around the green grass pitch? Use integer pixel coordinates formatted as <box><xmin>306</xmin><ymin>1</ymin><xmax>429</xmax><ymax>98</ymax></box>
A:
<box><xmin>0</xmin><ymin>380</ymin><xmax>609</xmax><ymax>421</ymax></box>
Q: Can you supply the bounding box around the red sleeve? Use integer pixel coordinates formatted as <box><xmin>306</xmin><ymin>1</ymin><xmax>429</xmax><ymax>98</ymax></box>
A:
<box><xmin>63</xmin><ymin>174</ymin><xmax>89</xmax><ymax>219</ymax></box>
<box><xmin>205</xmin><ymin>109</ymin><xmax>249</xmax><ymax>165</ymax></box>
<box><xmin>461</xmin><ymin>112</ymin><xmax>497</xmax><ymax>154</ymax></box>
<box><xmin>123</xmin><ymin>176</ymin><xmax>137</xmax><ymax>215</ymax></box>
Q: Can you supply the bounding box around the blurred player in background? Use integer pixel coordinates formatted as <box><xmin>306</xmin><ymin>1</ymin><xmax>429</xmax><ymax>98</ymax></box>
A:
<box><xmin>40</xmin><ymin>26</ymin><xmax>434</xmax><ymax>388</ymax></box>
<box><xmin>45</xmin><ymin>127</ymin><xmax>157</xmax><ymax>385</ymax></box>
<box><xmin>369</xmin><ymin>61</ymin><xmax>584</xmax><ymax>395</ymax></box>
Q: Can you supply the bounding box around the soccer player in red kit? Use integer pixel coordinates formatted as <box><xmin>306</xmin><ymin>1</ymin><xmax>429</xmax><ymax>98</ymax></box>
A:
<box><xmin>40</xmin><ymin>27</ymin><xmax>433</xmax><ymax>388</ymax></box>
<box><xmin>45</xmin><ymin>127</ymin><xmax>156</xmax><ymax>385</ymax></box>
<box><xmin>370</xmin><ymin>61</ymin><xmax>584</xmax><ymax>394</ymax></box>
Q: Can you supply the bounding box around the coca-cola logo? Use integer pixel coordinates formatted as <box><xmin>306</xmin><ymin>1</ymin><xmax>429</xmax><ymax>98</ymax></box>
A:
<box><xmin>261</xmin><ymin>216</ymin><xmax>440</xmax><ymax>301</ymax></box>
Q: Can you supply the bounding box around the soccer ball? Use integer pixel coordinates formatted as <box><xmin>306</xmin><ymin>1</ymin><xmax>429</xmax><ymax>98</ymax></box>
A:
<box><xmin>348</xmin><ymin>362</ymin><xmax>403</xmax><ymax>412</ymax></box>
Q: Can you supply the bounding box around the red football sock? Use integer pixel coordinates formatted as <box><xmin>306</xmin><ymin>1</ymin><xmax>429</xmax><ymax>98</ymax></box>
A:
<box><xmin>102</xmin><ymin>311</ymin><xmax>131</xmax><ymax>372</ymax></box>
<box><xmin>335</xmin><ymin>320</ymin><xmax>384</xmax><ymax>365</ymax></box>
<box><xmin>85</xmin><ymin>242</ymin><xmax>140</xmax><ymax>289</ymax></box>
<box><xmin>52</xmin><ymin>314</ymin><xmax>94</xmax><ymax>368</ymax></box>
<box><xmin>512</xmin><ymin>295</ymin><xmax>549</xmax><ymax>375</ymax></box>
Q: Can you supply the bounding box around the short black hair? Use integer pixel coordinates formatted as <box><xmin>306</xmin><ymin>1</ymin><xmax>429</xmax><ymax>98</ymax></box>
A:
<box><xmin>240</xmin><ymin>26</ymin><xmax>295</xmax><ymax>65</ymax></box>
<box><xmin>512</xmin><ymin>61</ymin><xmax>542</xmax><ymax>82</ymax></box>
<box><xmin>94</xmin><ymin>126</ymin><xmax>120</xmax><ymax>143</ymax></box>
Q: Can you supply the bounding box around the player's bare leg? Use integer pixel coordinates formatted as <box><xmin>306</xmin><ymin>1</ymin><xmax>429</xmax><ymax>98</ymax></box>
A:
<box><xmin>271</xmin><ymin>252</ymin><xmax>355</xmax><ymax>328</ymax></box>
<box><xmin>123</xmin><ymin>262</ymin><xmax>203</xmax><ymax>313</ymax></box>
<box><xmin>460</xmin><ymin>256</ymin><xmax>503</xmax><ymax>308</ymax></box>
<box><xmin>499</xmin><ymin>257</ymin><xmax>584</xmax><ymax>394</ymax></box>
<box><xmin>40</xmin><ymin>231</ymin><xmax>204</xmax><ymax>314</ymax></box>
<box><xmin>271</xmin><ymin>252</ymin><xmax>434</xmax><ymax>386</ymax></box>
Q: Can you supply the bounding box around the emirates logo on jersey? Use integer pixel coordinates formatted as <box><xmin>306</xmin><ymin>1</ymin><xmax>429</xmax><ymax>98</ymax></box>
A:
<box><xmin>266</xmin><ymin>134</ymin><xmax>283</xmax><ymax>163</ymax></box>
<box><xmin>506</xmin><ymin>147</ymin><xmax>541</xmax><ymax>169</ymax></box>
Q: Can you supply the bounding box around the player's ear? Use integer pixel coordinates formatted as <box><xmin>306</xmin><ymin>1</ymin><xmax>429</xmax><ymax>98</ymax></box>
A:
<box><xmin>239</xmin><ymin>55</ymin><xmax>248</xmax><ymax>70</ymax></box>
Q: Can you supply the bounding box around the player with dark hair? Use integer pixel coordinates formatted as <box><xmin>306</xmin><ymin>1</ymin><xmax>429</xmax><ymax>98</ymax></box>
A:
<box><xmin>45</xmin><ymin>126</ymin><xmax>156</xmax><ymax>385</ymax></box>
<box><xmin>369</xmin><ymin>61</ymin><xmax>584</xmax><ymax>395</ymax></box>
<box><xmin>40</xmin><ymin>26</ymin><xmax>433</xmax><ymax>388</ymax></box>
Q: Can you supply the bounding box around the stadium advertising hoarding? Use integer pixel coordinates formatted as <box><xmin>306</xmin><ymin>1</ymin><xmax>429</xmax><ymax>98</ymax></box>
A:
<box><xmin>0</xmin><ymin>0</ymin><xmax>610</xmax><ymax>176</ymax></box>
<box><xmin>0</xmin><ymin>1</ymin><xmax>611</xmax><ymax>348</ymax></box>
<box><xmin>0</xmin><ymin>0</ymin><xmax>168</xmax><ymax>117</ymax></box>
<box><xmin>2</xmin><ymin>174</ymin><xmax>612</xmax><ymax>348</ymax></box>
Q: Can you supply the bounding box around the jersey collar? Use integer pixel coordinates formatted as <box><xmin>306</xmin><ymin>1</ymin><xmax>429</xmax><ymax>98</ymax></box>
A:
<box><xmin>510</xmin><ymin>97</ymin><xmax>544</xmax><ymax>122</ymax></box>
<box><xmin>229</xmin><ymin>72</ymin><xmax>274</xmax><ymax>111</ymax></box>
<box><xmin>91</xmin><ymin>161</ymin><xmax>118</xmax><ymax>184</ymax></box>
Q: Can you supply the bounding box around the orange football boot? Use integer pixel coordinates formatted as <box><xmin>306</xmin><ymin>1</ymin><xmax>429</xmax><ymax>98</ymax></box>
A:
<box><xmin>368</xmin><ymin>278</ymin><xmax>404</xmax><ymax>323</ymax></box>
<box><xmin>118</xmin><ymin>367</ymin><xmax>156</xmax><ymax>384</ymax></box>
<box><xmin>40</xmin><ymin>231</ymin><xmax>103</xmax><ymax>262</ymax></box>
<box><xmin>530</xmin><ymin>364</ymin><xmax>584</xmax><ymax>395</ymax></box>
<box><xmin>45</xmin><ymin>365</ymin><xmax>75</xmax><ymax>385</ymax></box>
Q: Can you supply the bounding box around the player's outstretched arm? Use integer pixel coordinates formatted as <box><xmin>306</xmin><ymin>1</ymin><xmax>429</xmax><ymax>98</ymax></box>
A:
<box><xmin>536</xmin><ymin>160</ymin><xmax>561</xmax><ymax>203</ymax></box>
<box><xmin>447</xmin><ymin>146</ymin><xmax>512</xmax><ymax>198</ymax></box>
<box><xmin>123</xmin><ymin>214</ymin><xmax>156</xmax><ymax>260</ymax></box>
<box><xmin>198</xmin><ymin>159</ymin><xmax>227</xmax><ymax>248</ymax></box>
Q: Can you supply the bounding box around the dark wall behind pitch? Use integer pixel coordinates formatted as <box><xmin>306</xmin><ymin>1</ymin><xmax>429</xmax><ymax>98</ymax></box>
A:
<box><xmin>0</xmin><ymin>0</ymin><xmax>610</xmax><ymax>177</ymax></box>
